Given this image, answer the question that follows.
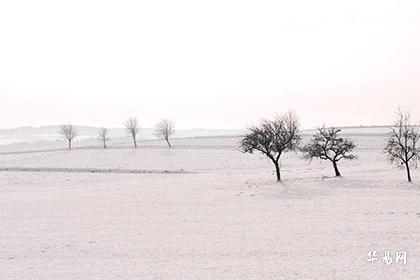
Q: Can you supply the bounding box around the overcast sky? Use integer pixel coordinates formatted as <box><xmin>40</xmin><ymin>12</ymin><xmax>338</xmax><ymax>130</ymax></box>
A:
<box><xmin>0</xmin><ymin>0</ymin><xmax>419</xmax><ymax>129</ymax></box>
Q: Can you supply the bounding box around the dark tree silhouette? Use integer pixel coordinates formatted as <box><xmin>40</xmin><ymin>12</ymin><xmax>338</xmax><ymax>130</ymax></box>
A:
<box><xmin>124</xmin><ymin>117</ymin><xmax>140</xmax><ymax>148</ymax></box>
<box><xmin>302</xmin><ymin>126</ymin><xmax>356</xmax><ymax>177</ymax></box>
<box><xmin>384</xmin><ymin>110</ymin><xmax>420</xmax><ymax>183</ymax></box>
<box><xmin>239</xmin><ymin>112</ymin><xmax>301</xmax><ymax>181</ymax></box>
<box><xmin>60</xmin><ymin>124</ymin><xmax>78</xmax><ymax>150</ymax></box>
<box><xmin>154</xmin><ymin>119</ymin><xmax>175</xmax><ymax>148</ymax></box>
<box><xmin>97</xmin><ymin>127</ymin><xmax>110</xmax><ymax>149</ymax></box>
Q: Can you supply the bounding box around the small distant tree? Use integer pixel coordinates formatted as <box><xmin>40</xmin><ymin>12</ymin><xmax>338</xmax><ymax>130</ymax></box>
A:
<box><xmin>239</xmin><ymin>112</ymin><xmax>301</xmax><ymax>182</ymax></box>
<box><xmin>60</xmin><ymin>124</ymin><xmax>78</xmax><ymax>150</ymax></box>
<box><xmin>97</xmin><ymin>127</ymin><xmax>110</xmax><ymax>149</ymax></box>
<box><xmin>302</xmin><ymin>126</ymin><xmax>356</xmax><ymax>177</ymax></box>
<box><xmin>124</xmin><ymin>117</ymin><xmax>140</xmax><ymax>148</ymax></box>
<box><xmin>384</xmin><ymin>110</ymin><xmax>420</xmax><ymax>183</ymax></box>
<box><xmin>154</xmin><ymin>119</ymin><xmax>175</xmax><ymax>147</ymax></box>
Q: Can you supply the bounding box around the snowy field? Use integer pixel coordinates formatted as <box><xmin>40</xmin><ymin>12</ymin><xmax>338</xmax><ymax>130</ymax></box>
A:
<box><xmin>1</xmin><ymin>133</ymin><xmax>420</xmax><ymax>279</ymax></box>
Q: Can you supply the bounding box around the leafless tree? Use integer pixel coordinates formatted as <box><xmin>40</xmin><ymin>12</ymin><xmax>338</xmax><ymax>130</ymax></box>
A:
<box><xmin>302</xmin><ymin>126</ymin><xmax>356</xmax><ymax>177</ymax></box>
<box><xmin>384</xmin><ymin>110</ymin><xmax>420</xmax><ymax>183</ymax></box>
<box><xmin>60</xmin><ymin>124</ymin><xmax>78</xmax><ymax>150</ymax></box>
<box><xmin>239</xmin><ymin>112</ymin><xmax>301</xmax><ymax>182</ymax></box>
<box><xmin>154</xmin><ymin>119</ymin><xmax>175</xmax><ymax>147</ymax></box>
<box><xmin>124</xmin><ymin>117</ymin><xmax>140</xmax><ymax>148</ymax></box>
<box><xmin>97</xmin><ymin>127</ymin><xmax>110</xmax><ymax>149</ymax></box>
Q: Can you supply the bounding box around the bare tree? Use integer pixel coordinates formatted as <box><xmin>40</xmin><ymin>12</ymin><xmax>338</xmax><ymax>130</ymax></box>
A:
<box><xmin>154</xmin><ymin>119</ymin><xmax>175</xmax><ymax>147</ymax></box>
<box><xmin>97</xmin><ymin>127</ymin><xmax>110</xmax><ymax>149</ymax></box>
<box><xmin>239</xmin><ymin>112</ymin><xmax>301</xmax><ymax>182</ymax></box>
<box><xmin>302</xmin><ymin>126</ymin><xmax>356</xmax><ymax>177</ymax></box>
<box><xmin>60</xmin><ymin>124</ymin><xmax>78</xmax><ymax>150</ymax></box>
<box><xmin>124</xmin><ymin>117</ymin><xmax>140</xmax><ymax>148</ymax></box>
<box><xmin>384</xmin><ymin>110</ymin><xmax>420</xmax><ymax>183</ymax></box>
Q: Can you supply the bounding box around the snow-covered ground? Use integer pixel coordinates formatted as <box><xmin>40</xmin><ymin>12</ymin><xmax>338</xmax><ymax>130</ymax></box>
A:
<box><xmin>0</xmin><ymin>134</ymin><xmax>419</xmax><ymax>279</ymax></box>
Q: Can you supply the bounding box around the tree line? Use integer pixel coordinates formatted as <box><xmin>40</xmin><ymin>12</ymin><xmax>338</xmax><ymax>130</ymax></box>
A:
<box><xmin>239</xmin><ymin>109</ymin><xmax>419</xmax><ymax>183</ymax></box>
<box><xmin>59</xmin><ymin>109</ymin><xmax>420</xmax><ymax>183</ymax></box>
<box><xmin>59</xmin><ymin>117</ymin><xmax>175</xmax><ymax>150</ymax></box>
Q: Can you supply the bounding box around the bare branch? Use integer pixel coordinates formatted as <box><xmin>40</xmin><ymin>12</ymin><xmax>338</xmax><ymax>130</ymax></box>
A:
<box><xmin>239</xmin><ymin>112</ymin><xmax>301</xmax><ymax>181</ymax></box>
<box><xmin>154</xmin><ymin>119</ymin><xmax>175</xmax><ymax>148</ymax></box>
<box><xmin>59</xmin><ymin>124</ymin><xmax>78</xmax><ymax>150</ymax></box>
<box><xmin>97</xmin><ymin>127</ymin><xmax>110</xmax><ymax>149</ymax></box>
<box><xmin>124</xmin><ymin>117</ymin><xmax>140</xmax><ymax>148</ymax></box>
<box><xmin>384</xmin><ymin>109</ymin><xmax>420</xmax><ymax>182</ymax></box>
<box><xmin>302</xmin><ymin>126</ymin><xmax>356</xmax><ymax>176</ymax></box>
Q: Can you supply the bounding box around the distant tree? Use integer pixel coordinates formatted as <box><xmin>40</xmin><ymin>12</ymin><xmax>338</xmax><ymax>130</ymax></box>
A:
<box><xmin>302</xmin><ymin>126</ymin><xmax>356</xmax><ymax>177</ymax></box>
<box><xmin>239</xmin><ymin>112</ymin><xmax>301</xmax><ymax>182</ymax></box>
<box><xmin>124</xmin><ymin>117</ymin><xmax>140</xmax><ymax>148</ymax></box>
<box><xmin>154</xmin><ymin>119</ymin><xmax>175</xmax><ymax>147</ymax></box>
<box><xmin>97</xmin><ymin>127</ymin><xmax>110</xmax><ymax>149</ymax></box>
<box><xmin>384</xmin><ymin>110</ymin><xmax>420</xmax><ymax>183</ymax></box>
<box><xmin>60</xmin><ymin>124</ymin><xmax>78</xmax><ymax>150</ymax></box>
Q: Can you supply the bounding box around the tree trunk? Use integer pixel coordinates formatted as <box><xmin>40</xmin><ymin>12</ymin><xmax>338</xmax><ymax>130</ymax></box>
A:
<box><xmin>405</xmin><ymin>162</ymin><xmax>412</xmax><ymax>183</ymax></box>
<box><xmin>103</xmin><ymin>141</ymin><xmax>107</xmax><ymax>149</ymax></box>
<box><xmin>68</xmin><ymin>140</ymin><xmax>71</xmax><ymax>150</ymax></box>
<box><xmin>273</xmin><ymin>160</ymin><xmax>281</xmax><ymax>182</ymax></box>
<box><xmin>133</xmin><ymin>137</ymin><xmax>137</xmax><ymax>148</ymax></box>
<box><xmin>333</xmin><ymin>161</ymin><xmax>341</xmax><ymax>176</ymax></box>
<box><xmin>165</xmin><ymin>138</ymin><xmax>172</xmax><ymax>148</ymax></box>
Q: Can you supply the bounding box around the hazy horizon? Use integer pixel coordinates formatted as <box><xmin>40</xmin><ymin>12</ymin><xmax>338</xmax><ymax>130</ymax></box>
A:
<box><xmin>0</xmin><ymin>123</ymin><xmax>400</xmax><ymax>132</ymax></box>
<box><xmin>1</xmin><ymin>0</ymin><xmax>419</xmax><ymax>129</ymax></box>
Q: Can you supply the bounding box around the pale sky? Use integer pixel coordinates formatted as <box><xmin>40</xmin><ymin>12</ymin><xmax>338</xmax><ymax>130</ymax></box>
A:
<box><xmin>0</xmin><ymin>0</ymin><xmax>419</xmax><ymax>129</ymax></box>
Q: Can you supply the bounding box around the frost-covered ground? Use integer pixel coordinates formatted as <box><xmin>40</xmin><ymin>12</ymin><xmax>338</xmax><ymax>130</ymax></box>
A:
<box><xmin>0</xmin><ymin>134</ymin><xmax>420</xmax><ymax>279</ymax></box>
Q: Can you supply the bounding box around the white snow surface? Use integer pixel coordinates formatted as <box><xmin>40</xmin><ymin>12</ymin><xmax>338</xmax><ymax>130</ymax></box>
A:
<box><xmin>0</xmin><ymin>134</ymin><xmax>420</xmax><ymax>279</ymax></box>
